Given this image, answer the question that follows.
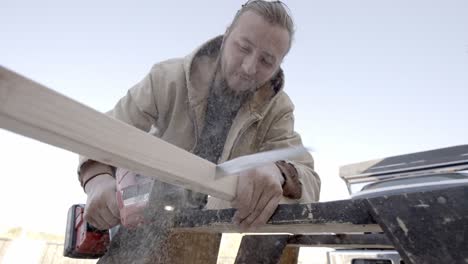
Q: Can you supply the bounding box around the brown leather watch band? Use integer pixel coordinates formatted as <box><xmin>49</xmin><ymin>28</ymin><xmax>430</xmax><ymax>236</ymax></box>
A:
<box><xmin>275</xmin><ymin>160</ymin><xmax>302</xmax><ymax>199</ymax></box>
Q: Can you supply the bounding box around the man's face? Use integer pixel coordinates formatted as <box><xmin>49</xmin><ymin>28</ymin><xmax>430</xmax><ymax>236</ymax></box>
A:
<box><xmin>220</xmin><ymin>11</ymin><xmax>290</xmax><ymax>93</ymax></box>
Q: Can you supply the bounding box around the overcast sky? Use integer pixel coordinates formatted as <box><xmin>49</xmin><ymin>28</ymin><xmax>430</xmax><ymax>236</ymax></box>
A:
<box><xmin>1</xmin><ymin>0</ymin><xmax>467</xmax><ymax>234</ymax></box>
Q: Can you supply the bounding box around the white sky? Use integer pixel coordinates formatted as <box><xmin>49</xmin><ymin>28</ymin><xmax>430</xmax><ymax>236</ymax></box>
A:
<box><xmin>1</xmin><ymin>0</ymin><xmax>467</xmax><ymax>235</ymax></box>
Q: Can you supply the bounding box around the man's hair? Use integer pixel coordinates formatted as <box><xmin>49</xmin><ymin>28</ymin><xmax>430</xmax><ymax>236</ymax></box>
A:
<box><xmin>229</xmin><ymin>0</ymin><xmax>295</xmax><ymax>50</ymax></box>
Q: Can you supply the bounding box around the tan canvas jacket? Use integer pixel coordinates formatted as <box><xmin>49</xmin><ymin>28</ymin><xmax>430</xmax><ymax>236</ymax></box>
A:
<box><xmin>78</xmin><ymin>36</ymin><xmax>321</xmax><ymax>209</ymax></box>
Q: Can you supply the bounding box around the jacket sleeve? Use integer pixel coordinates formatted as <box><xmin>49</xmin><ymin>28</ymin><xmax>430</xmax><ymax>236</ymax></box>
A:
<box><xmin>77</xmin><ymin>68</ymin><xmax>159</xmax><ymax>185</ymax></box>
<box><xmin>259</xmin><ymin>109</ymin><xmax>321</xmax><ymax>203</ymax></box>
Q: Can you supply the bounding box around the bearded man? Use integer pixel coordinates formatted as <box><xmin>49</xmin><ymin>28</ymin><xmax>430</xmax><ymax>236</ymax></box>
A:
<box><xmin>77</xmin><ymin>1</ymin><xmax>321</xmax><ymax>263</ymax></box>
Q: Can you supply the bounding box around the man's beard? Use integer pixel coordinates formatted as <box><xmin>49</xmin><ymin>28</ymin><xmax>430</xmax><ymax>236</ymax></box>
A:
<box><xmin>191</xmin><ymin>65</ymin><xmax>254</xmax><ymax>165</ymax></box>
<box><xmin>212</xmin><ymin>65</ymin><xmax>256</xmax><ymax>100</ymax></box>
<box><xmin>209</xmin><ymin>70</ymin><xmax>253</xmax><ymax>116</ymax></box>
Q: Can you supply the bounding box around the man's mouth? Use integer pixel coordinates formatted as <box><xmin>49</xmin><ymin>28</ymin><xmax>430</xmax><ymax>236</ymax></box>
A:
<box><xmin>227</xmin><ymin>73</ymin><xmax>257</xmax><ymax>91</ymax></box>
<box><xmin>238</xmin><ymin>74</ymin><xmax>253</xmax><ymax>83</ymax></box>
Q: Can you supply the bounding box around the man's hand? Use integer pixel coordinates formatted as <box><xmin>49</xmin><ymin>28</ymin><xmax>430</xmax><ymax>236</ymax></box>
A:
<box><xmin>231</xmin><ymin>163</ymin><xmax>283</xmax><ymax>231</ymax></box>
<box><xmin>84</xmin><ymin>174</ymin><xmax>120</xmax><ymax>230</ymax></box>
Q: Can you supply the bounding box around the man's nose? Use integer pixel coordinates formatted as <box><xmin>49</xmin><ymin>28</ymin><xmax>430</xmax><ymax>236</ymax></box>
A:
<box><xmin>241</xmin><ymin>55</ymin><xmax>257</xmax><ymax>76</ymax></box>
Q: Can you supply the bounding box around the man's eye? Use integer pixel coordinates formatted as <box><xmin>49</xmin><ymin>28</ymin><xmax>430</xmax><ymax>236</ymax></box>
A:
<box><xmin>239</xmin><ymin>45</ymin><xmax>250</xmax><ymax>53</ymax></box>
<box><xmin>261</xmin><ymin>58</ymin><xmax>273</xmax><ymax>67</ymax></box>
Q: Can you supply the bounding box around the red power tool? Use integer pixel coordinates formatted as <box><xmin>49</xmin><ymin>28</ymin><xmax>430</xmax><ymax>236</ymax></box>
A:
<box><xmin>63</xmin><ymin>169</ymin><xmax>160</xmax><ymax>258</ymax></box>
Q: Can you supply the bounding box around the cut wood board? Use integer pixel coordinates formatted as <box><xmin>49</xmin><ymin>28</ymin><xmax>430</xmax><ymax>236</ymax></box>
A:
<box><xmin>0</xmin><ymin>66</ymin><xmax>236</xmax><ymax>201</ymax></box>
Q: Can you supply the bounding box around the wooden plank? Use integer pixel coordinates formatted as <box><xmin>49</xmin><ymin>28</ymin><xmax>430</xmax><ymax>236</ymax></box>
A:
<box><xmin>0</xmin><ymin>66</ymin><xmax>236</xmax><ymax>201</ymax></box>
<box><xmin>279</xmin><ymin>246</ymin><xmax>299</xmax><ymax>264</ymax></box>
<box><xmin>164</xmin><ymin>232</ymin><xmax>221</xmax><ymax>264</ymax></box>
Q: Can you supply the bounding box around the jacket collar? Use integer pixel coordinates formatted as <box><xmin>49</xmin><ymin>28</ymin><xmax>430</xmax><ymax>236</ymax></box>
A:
<box><xmin>183</xmin><ymin>35</ymin><xmax>286</xmax><ymax>117</ymax></box>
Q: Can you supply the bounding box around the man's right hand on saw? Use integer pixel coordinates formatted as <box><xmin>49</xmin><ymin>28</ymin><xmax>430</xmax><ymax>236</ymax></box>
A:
<box><xmin>82</xmin><ymin>162</ymin><xmax>120</xmax><ymax>230</ymax></box>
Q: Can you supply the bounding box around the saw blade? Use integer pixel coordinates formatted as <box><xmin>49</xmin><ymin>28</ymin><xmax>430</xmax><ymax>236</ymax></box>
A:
<box><xmin>215</xmin><ymin>146</ymin><xmax>311</xmax><ymax>179</ymax></box>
